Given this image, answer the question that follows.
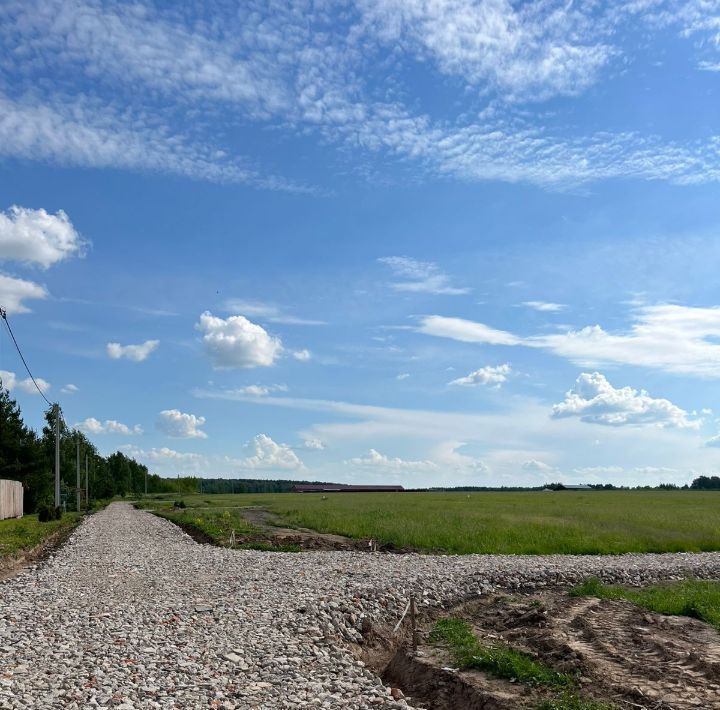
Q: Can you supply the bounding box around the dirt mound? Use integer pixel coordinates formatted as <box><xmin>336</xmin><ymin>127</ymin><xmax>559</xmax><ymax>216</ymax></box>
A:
<box><xmin>380</xmin><ymin>590</ymin><xmax>720</xmax><ymax>709</ymax></box>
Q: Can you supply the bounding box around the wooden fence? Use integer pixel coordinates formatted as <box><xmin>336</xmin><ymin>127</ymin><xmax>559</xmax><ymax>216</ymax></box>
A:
<box><xmin>0</xmin><ymin>479</ymin><xmax>23</xmax><ymax>520</ymax></box>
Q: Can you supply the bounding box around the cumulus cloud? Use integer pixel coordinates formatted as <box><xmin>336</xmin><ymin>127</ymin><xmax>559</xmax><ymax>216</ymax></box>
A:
<box><xmin>61</xmin><ymin>383</ymin><xmax>78</xmax><ymax>394</ymax></box>
<box><xmin>292</xmin><ymin>349</ymin><xmax>312</xmax><ymax>361</ymax></box>
<box><xmin>196</xmin><ymin>311</ymin><xmax>283</xmax><ymax>369</ymax></box>
<box><xmin>0</xmin><ymin>370</ymin><xmax>50</xmax><ymax>395</ymax></box>
<box><xmin>379</xmin><ymin>256</ymin><xmax>470</xmax><ymax>295</ymax></box>
<box><xmin>347</xmin><ymin>449</ymin><xmax>438</xmax><ymax>470</ymax></box>
<box><xmin>0</xmin><ymin>206</ymin><xmax>86</xmax><ymax>268</ymax></box>
<box><xmin>107</xmin><ymin>339</ymin><xmax>159</xmax><ymax>362</ymax></box>
<box><xmin>303</xmin><ymin>438</ymin><xmax>326</xmax><ymax>450</ymax></box>
<box><xmin>75</xmin><ymin>417</ymin><xmax>142</xmax><ymax>435</ymax></box>
<box><xmin>0</xmin><ymin>274</ymin><xmax>48</xmax><ymax>313</ymax></box>
<box><xmin>156</xmin><ymin>409</ymin><xmax>207</xmax><ymax>439</ymax></box>
<box><xmin>449</xmin><ymin>364</ymin><xmax>511</xmax><ymax>388</ymax></box>
<box><xmin>236</xmin><ymin>434</ymin><xmax>303</xmax><ymax>469</ymax></box>
<box><xmin>552</xmin><ymin>372</ymin><xmax>700</xmax><ymax>429</ymax></box>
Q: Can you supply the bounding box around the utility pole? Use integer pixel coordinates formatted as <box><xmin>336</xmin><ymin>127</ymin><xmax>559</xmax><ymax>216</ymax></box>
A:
<box><xmin>85</xmin><ymin>454</ymin><xmax>89</xmax><ymax>510</ymax></box>
<box><xmin>76</xmin><ymin>436</ymin><xmax>81</xmax><ymax>512</ymax></box>
<box><xmin>53</xmin><ymin>404</ymin><xmax>60</xmax><ymax>508</ymax></box>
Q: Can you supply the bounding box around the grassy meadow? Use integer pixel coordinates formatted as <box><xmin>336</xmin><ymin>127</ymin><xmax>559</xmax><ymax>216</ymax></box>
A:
<box><xmin>137</xmin><ymin>490</ymin><xmax>720</xmax><ymax>555</ymax></box>
<box><xmin>0</xmin><ymin>512</ymin><xmax>81</xmax><ymax>558</ymax></box>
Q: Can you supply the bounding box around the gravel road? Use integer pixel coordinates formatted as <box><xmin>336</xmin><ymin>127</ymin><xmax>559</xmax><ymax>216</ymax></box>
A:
<box><xmin>3</xmin><ymin>503</ymin><xmax>720</xmax><ymax>709</ymax></box>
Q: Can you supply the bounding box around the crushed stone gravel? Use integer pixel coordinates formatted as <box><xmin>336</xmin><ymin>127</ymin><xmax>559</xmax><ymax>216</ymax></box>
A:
<box><xmin>2</xmin><ymin>502</ymin><xmax>720</xmax><ymax>709</ymax></box>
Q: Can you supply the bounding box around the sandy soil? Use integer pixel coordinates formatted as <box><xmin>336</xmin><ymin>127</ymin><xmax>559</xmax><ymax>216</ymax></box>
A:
<box><xmin>382</xmin><ymin>590</ymin><xmax>720</xmax><ymax>709</ymax></box>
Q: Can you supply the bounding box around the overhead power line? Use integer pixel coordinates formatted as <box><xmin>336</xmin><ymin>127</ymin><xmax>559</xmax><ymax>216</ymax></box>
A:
<box><xmin>0</xmin><ymin>307</ymin><xmax>54</xmax><ymax>408</ymax></box>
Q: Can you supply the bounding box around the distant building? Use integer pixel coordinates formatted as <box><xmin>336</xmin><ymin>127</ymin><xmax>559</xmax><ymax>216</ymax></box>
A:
<box><xmin>560</xmin><ymin>484</ymin><xmax>592</xmax><ymax>491</ymax></box>
<box><xmin>292</xmin><ymin>484</ymin><xmax>404</xmax><ymax>493</ymax></box>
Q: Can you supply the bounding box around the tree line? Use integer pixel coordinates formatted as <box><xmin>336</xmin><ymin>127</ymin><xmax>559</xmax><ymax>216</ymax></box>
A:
<box><xmin>0</xmin><ymin>384</ymin><xmax>173</xmax><ymax>512</ymax></box>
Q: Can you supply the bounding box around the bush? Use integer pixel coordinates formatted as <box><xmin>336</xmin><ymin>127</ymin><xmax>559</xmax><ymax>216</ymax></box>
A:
<box><xmin>174</xmin><ymin>500</ymin><xmax>186</xmax><ymax>509</ymax></box>
<box><xmin>54</xmin><ymin>506</ymin><xmax>63</xmax><ymax>520</ymax></box>
<box><xmin>37</xmin><ymin>504</ymin><xmax>53</xmax><ymax>522</ymax></box>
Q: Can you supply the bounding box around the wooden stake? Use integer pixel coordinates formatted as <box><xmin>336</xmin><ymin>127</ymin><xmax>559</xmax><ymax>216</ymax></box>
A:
<box><xmin>410</xmin><ymin>596</ymin><xmax>418</xmax><ymax>654</ymax></box>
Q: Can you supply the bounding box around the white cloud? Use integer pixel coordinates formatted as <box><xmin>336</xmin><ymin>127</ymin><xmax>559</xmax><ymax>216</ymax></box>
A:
<box><xmin>303</xmin><ymin>438</ymin><xmax>326</xmax><ymax>450</ymax></box>
<box><xmin>196</xmin><ymin>311</ymin><xmax>283</xmax><ymax>369</ymax></box>
<box><xmin>61</xmin><ymin>383</ymin><xmax>78</xmax><ymax>394</ymax></box>
<box><xmin>2</xmin><ymin>1</ymin><xmax>720</xmax><ymax>194</ymax></box>
<box><xmin>0</xmin><ymin>370</ymin><xmax>50</xmax><ymax>395</ymax></box>
<box><xmin>0</xmin><ymin>91</ymin><xmax>311</xmax><ymax>193</ymax></box>
<box><xmin>449</xmin><ymin>363</ymin><xmax>511</xmax><ymax>388</ymax></box>
<box><xmin>552</xmin><ymin>372</ymin><xmax>700</xmax><ymax>429</ymax></box>
<box><xmin>75</xmin><ymin>417</ymin><xmax>142</xmax><ymax>435</ymax></box>
<box><xmin>106</xmin><ymin>339</ymin><xmax>159</xmax><ymax>362</ymax></box>
<box><xmin>379</xmin><ymin>256</ymin><xmax>470</xmax><ymax>295</ymax></box>
<box><xmin>195</xmin><ymin>386</ymin><xmax>713</xmax><ymax>487</ymax></box>
<box><xmin>292</xmin><ymin>349</ymin><xmax>312</xmax><ymax>361</ymax></box>
<box><xmin>430</xmin><ymin>440</ymin><xmax>490</xmax><ymax>475</ymax></box>
<box><xmin>522</xmin><ymin>459</ymin><xmax>555</xmax><ymax>472</ymax></box>
<box><xmin>347</xmin><ymin>448</ymin><xmax>438</xmax><ymax>471</ymax></box>
<box><xmin>396</xmin><ymin>373</ymin><xmax>411</xmax><ymax>380</ymax></box>
<box><xmin>222</xmin><ymin>299</ymin><xmax>326</xmax><ymax>325</ymax></box>
<box><xmin>418</xmin><ymin>315</ymin><xmax>520</xmax><ymax>345</ymax></box>
<box><xmin>419</xmin><ymin>304</ymin><xmax>720</xmax><ymax>378</ymax></box>
<box><xmin>0</xmin><ymin>274</ymin><xmax>48</xmax><ymax>313</ymax></box>
<box><xmin>156</xmin><ymin>409</ymin><xmax>207</xmax><ymax>439</ymax></box>
<box><xmin>522</xmin><ymin>301</ymin><xmax>566</xmax><ymax>312</ymax></box>
<box><xmin>235</xmin><ymin>434</ymin><xmax>303</xmax><ymax>470</ymax></box>
<box><xmin>0</xmin><ymin>206</ymin><xmax>86</xmax><ymax>268</ymax></box>
<box><xmin>233</xmin><ymin>384</ymin><xmax>288</xmax><ymax>397</ymax></box>
<box><xmin>121</xmin><ymin>445</ymin><xmax>206</xmax><ymax>474</ymax></box>
<box><xmin>358</xmin><ymin>0</ymin><xmax>615</xmax><ymax>102</ymax></box>
<box><xmin>705</xmin><ymin>435</ymin><xmax>720</xmax><ymax>448</ymax></box>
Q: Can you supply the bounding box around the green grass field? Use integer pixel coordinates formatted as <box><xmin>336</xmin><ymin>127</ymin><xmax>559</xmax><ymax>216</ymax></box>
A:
<box><xmin>0</xmin><ymin>513</ymin><xmax>81</xmax><ymax>558</ymax></box>
<box><xmin>137</xmin><ymin>490</ymin><xmax>720</xmax><ymax>555</ymax></box>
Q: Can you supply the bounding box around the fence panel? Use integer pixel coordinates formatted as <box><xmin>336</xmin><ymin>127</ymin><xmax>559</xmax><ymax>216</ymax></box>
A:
<box><xmin>0</xmin><ymin>479</ymin><xmax>23</xmax><ymax>520</ymax></box>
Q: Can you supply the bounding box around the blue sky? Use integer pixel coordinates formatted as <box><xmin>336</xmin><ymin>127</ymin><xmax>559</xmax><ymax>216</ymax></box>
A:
<box><xmin>1</xmin><ymin>0</ymin><xmax>720</xmax><ymax>487</ymax></box>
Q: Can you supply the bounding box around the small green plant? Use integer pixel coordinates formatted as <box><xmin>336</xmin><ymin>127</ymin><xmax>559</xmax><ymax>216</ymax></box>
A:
<box><xmin>571</xmin><ymin>577</ymin><xmax>720</xmax><ymax>630</ymax></box>
<box><xmin>237</xmin><ymin>542</ymin><xmax>301</xmax><ymax>553</ymax></box>
<box><xmin>430</xmin><ymin>618</ymin><xmax>574</xmax><ymax>689</ymax></box>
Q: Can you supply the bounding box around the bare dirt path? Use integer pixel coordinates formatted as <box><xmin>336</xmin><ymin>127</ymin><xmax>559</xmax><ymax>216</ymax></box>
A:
<box><xmin>3</xmin><ymin>503</ymin><xmax>720</xmax><ymax>709</ymax></box>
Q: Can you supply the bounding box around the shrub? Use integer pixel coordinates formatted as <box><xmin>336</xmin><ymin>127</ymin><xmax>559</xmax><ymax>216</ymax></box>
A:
<box><xmin>54</xmin><ymin>506</ymin><xmax>63</xmax><ymax>520</ymax></box>
<box><xmin>37</xmin><ymin>504</ymin><xmax>53</xmax><ymax>522</ymax></box>
<box><xmin>174</xmin><ymin>500</ymin><xmax>186</xmax><ymax>509</ymax></box>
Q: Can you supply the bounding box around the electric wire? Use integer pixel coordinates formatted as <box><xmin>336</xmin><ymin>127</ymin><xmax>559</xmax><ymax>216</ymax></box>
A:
<box><xmin>0</xmin><ymin>307</ymin><xmax>55</xmax><ymax>408</ymax></box>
